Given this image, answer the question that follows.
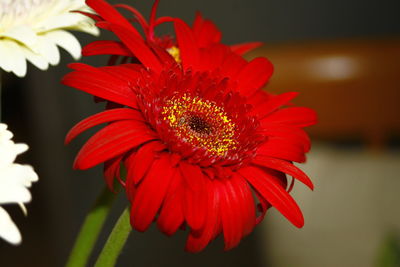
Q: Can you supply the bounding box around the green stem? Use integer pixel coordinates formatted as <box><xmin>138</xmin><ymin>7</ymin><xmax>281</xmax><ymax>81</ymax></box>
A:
<box><xmin>65</xmin><ymin>186</ymin><xmax>115</xmax><ymax>267</ymax></box>
<box><xmin>94</xmin><ymin>208</ymin><xmax>131</xmax><ymax>267</ymax></box>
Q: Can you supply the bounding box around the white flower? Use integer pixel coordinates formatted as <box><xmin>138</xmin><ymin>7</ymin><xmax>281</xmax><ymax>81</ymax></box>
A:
<box><xmin>0</xmin><ymin>0</ymin><xmax>100</xmax><ymax>77</ymax></box>
<box><xmin>0</xmin><ymin>123</ymin><xmax>38</xmax><ymax>245</ymax></box>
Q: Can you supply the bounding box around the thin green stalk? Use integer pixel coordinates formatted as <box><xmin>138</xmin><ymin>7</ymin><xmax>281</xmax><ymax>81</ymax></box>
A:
<box><xmin>94</xmin><ymin>208</ymin><xmax>131</xmax><ymax>267</ymax></box>
<box><xmin>65</xmin><ymin>186</ymin><xmax>115</xmax><ymax>267</ymax></box>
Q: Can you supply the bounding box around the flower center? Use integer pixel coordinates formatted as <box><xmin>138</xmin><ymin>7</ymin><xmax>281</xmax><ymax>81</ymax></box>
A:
<box><xmin>166</xmin><ymin>46</ymin><xmax>181</xmax><ymax>64</ymax></box>
<box><xmin>0</xmin><ymin>0</ymin><xmax>50</xmax><ymax>16</ymax></box>
<box><xmin>0</xmin><ymin>0</ymin><xmax>53</xmax><ymax>30</ymax></box>
<box><xmin>162</xmin><ymin>94</ymin><xmax>237</xmax><ymax>156</ymax></box>
<box><xmin>188</xmin><ymin>115</ymin><xmax>212</xmax><ymax>135</ymax></box>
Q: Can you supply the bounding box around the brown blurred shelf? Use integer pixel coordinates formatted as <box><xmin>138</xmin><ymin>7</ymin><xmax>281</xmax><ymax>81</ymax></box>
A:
<box><xmin>247</xmin><ymin>38</ymin><xmax>400</xmax><ymax>148</ymax></box>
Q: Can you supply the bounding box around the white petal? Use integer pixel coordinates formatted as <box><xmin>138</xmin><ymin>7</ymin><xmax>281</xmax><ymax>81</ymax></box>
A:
<box><xmin>32</xmin><ymin>36</ymin><xmax>60</xmax><ymax>66</ymax></box>
<box><xmin>1</xmin><ymin>25</ymin><xmax>38</xmax><ymax>48</ymax></box>
<box><xmin>75</xmin><ymin>24</ymin><xmax>100</xmax><ymax>36</ymax></box>
<box><xmin>0</xmin><ymin>145</ymin><xmax>18</xmax><ymax>166</ymax></box>
<box><xmin>18</xmin><ymin>165</ymin><xmax>39</xmax><ymax>185</ymax></box>
<box><xmin>0</xmin><ymin>141</ymin><xmax>27</xmax><ymax>166</ymax></box>
<box><xmin>13</xmin><ymin>144</ymin><xmax>28</xmax><ymax>156</ymax></box>
<box><xmin>0</xmin><ymin>182</ymin><xmax>32</xmax><ymax>204</ymax></box>
<box><xmin>0</xmin><ymin>40</ymin><xmax>28</xmax><ymax>77</ymax></box>
<box><xmin>0</xmin><ymin>125</ymin><xmax>37</xmax><ymax>245</ymax></box>
<box><xmin>43</xmin><ymin>30</ymin><xmax>82</xmax><ymax>60</ymax></box>
<box><xmin>0</xmin><ymin>42</ymin><xmax>13</xmax><ymax>72</ymax></box>
<box><xmin>0</xmin><ymin>124</ymin><xmax>12</xmax><ymax>140</ymax></box>
<box><xmin>0</xmin><ymin>165</ymin><xmax>38</xmax><ymax>204</ymax></box>
<box><xmin>21</xmin><ymin>46</ymin><xmax>49</xmax><ymax>71</ymax></box>
<box><xmin>2</xmin><ymin>164</ymin><xmax>38</xmax><ymax>185</ymax></box>
<box><xmin>39</xmin><ymin>12</ymin><xmax>98</xmax><ymax>36</ymax></box>
<box><xmin>0</xmin><ymin>207</ymin><xmax>21</xmax><ymax>245</ymax></box>
<box><xmin>18</xmin><ymin>203</ymin><xmax>27</xmax><ymax>216</ymax></box>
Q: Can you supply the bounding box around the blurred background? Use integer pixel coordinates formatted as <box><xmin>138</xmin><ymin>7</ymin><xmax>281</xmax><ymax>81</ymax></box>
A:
<box><xmin>1</xmin><ymin>0</ymin><xmax>400</xmax><ymax>266</ymax></box>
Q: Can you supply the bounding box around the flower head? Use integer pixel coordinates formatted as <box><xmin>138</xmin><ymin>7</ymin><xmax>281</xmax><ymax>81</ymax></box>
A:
<box><xmin>0</xmin><ymin>0</ymin><xmax>99</xmax><ymax>77</ymax></box>
<box><xmin>63</xmin><ymin>0</ymin><xmax>317</xmax><ymax>252</ymax></box>
<box><xmin>0</xmin><ymin>124</ymin><xmax>38</xmax><ymax>245</ymax></box>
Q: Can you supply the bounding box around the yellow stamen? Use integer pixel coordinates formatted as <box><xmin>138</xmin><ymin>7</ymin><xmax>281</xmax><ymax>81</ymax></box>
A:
<box><xmin>162</xmin><ymin>94</ymin><xmax>237</xmax><ymax>156</ymax></box>
<box><xmin>166</xmin><ymin>46</ymin><xmax>181</xmax><ymax>64</ymax></box>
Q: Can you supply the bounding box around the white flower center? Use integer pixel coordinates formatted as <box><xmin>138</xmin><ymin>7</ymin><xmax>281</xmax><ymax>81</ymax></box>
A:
<box><xmin>0</xmin><ymin>0</ymin><xmax>53</xmax><ymax>18</ymax></box>
<box><xmin>0</xmin><ymin>0</ymin><xmax>59</xmax><ymax>32</ymax></box>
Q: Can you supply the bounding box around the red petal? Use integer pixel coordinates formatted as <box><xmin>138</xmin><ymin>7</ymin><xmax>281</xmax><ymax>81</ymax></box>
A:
<box><xmin>65</xmin><ymin>108</ymin><xmax>143</xmax><ymax>144</ymax></box>
<box><xmin>185</xmin><ymin>179</ymin><xmax>220</xmax><ymax>253</ymax></box>
<box><xmin>247</xmin><ymin>89</ymin><xmax>272</xmax><ymax>108</ymax></box>
<box><xmin>218</xmin><ymin>178</ymin><xmax>243</xmax><ymax>250</ymax></box>
<box><xmin>114</xmin><ymin>4</ymin><xmax>149</xmax><ymax>30</ymax></box>
<box><xmin>230</xmin><ymin>42</ymin><xmax>263</xmax><ymax>55</ymax></box>
<box><xmin>154</xmin><ymin>16</ymin><xmax>175</xmax><ymax>27</ymax></box>
<box><xmin>157</xmin><ymin>171</ymin><xmax>185</xmax><ymax>236</ymax></box>
<box><xmin>86</xmin><ymin>0</ymin><xmax>142</xmax><ymax>37</ymax></box>
<box><xmin>239</xmin><ymin>166</ymin><xmax>304</xmax><ymax>228</ymax></box>
<box><xmin>67</xmin><ymin>62</ymin><xmax>97</xmax><ymax>71</ymax></box>
<box><xmin>104</xmin><ymin>155</ymin><xmax>123</xmax><ymax>191</ymax></box>
<box><xmin>130</xmin><ymin>141</ymin><xmax>166</xmax><ymax>185</ymax></box>
<box><xmin>131</xmin><ymin>154</ymin><xmax>175</xmax><ymax>231</ymax></box>
<box><xmin>82</xmin><ymin>40</ymin><xmax>133</xmax><ymax>57</ymax></box>
<box><xmin>108</xmin><ymin>23</ymin><xmax>162</xmax><ymax>72</ymax></box>
<box><xmin>220</xmin><ymin>52</ymin><xmax>247</xmax><ymax>81</ymax></box>
<box><xmin>253</xmin><ymin>156</ymin><xmax>314</xmax><ymax>190</ymax></box>
<box><xmin>72</xmin><ymin>10</ymin><xmax>102</xmax><ymax>22</ymax></box>
<box><xmin>94</xmin><ymin>21</ymin><xmax>113</xmax><ymax>31</ymax></box>
<box><xmin>148</xmin><ymin>42</ymin><xmax>176</xmax><ymax>66</ymax></box>
<box><xmin>198</xmin><ymin>44</ymin><xmax>230</xmax><ymax>72</ymax></box>
<box><xmin>124</xmin><ymin>151</ymin><xmax>137</xmax><ymax>202</ymax></box>
<box><xmin>174</xmin><ymin>18</ymin><xmax>200</xmax><ymax>69</ymax></box>
<box><xmin>236</xmin><ymin>57</ymin><xmax>274</xmax><ymax>96</ymax></box>
<box><xmin>260</xmin><ymin>124</ymin><xmax>311</xmax><ymax>152</ymax></box>
<box><xmin>179</xmin><ymin>162</ymin><xmax>207</xmax><ymax>230</ymax></box>
<box><xmin>256</xmin><ymin>135</ymin><xmax>308</xmax><ymax>163</ymax></box>
<box><xmin>231</xmin><ymin>173</ymin><xmax>256</xmax><ymax>236</ymax></box>
<box><xmin>62</xmin><ymin>67</ymin><xmax>138</xmax><ymax>108</ymax></box>
<box><xmin>192</xmin><ymin>12</ymin><xmax>222</xmax><ymax>48</ymax></box>
<box><xmin>251</xmin><ymin>92</ymin><xmax>299</xmax><ymax>119</ymax></box>
<box><xmin>192</xmin><ymin>12</ymin><xmax>205</xmax><ymax>33</ymax></box>
<box><xmin>73</xmin><ymin>120</ymin><xmax>156</xmax><ymax>170</ymax></box>
<box><xmin>148</xmin><ymin>0</ymin><xmax>160</xmax><ymax>38</ymax></box>
<box><xmin>99</xmin><ymin>65</ymin><xmax>141</xmax><ymax>85</ymax></box>
<box><xmin>261</xmin><ymin>107</ymin><xmax>318</xmax><ymax>128</ymax></box>
<box><xmin>179</xmin><ymin>161</ymin><xmax>205</xmax><ymax>191</ymax></box>
<box><xmin>254</xmin><ymin>190</ymin><xmax>269</xmax><ymax>225</ymax></box>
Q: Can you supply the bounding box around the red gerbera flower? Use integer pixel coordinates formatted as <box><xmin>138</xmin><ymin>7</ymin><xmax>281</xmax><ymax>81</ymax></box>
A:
<box><xmin>63</xmin><ymin>0</ymin><xmax>317</xmax><ymax>252</ymax></box>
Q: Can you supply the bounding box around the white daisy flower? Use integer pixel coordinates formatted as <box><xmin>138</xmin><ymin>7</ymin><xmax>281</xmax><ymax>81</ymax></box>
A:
<box><xmin>0</xmin><ymin>0</ymin><xmax>100</xmax><ymax>77</ymax></box>
<box><xmin>0</xmin><ymin>123</ymin><xmax>38</xmax><ymax>245</ymax></box>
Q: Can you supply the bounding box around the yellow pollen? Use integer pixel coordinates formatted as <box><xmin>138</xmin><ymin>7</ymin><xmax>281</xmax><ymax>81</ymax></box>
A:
<box><xmin>162</xmin><ymin>94</ymin><xmax>237</xmax><ymax>156</ymax></box>
<box><xmin>166</xmin><ymin>46</ymin><xmax>181</xmax><ymax>63</ymax></box>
